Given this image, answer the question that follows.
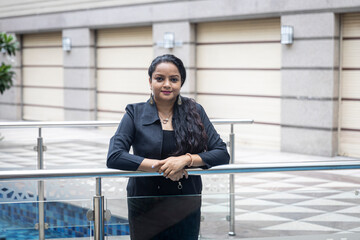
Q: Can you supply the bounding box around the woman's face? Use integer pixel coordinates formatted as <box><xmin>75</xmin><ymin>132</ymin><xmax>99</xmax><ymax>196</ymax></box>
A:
<box><xmin>149</xmin><ymin>62</ymin><xmax>182</xmax><ymax>105</ymax></box>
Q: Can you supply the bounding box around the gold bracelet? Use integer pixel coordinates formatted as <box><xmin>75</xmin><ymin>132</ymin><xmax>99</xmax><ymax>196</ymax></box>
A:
<box><xmin>186</xmin><ymin>153</ymin><xmax>194</xmax><ymax>167</ymax></box>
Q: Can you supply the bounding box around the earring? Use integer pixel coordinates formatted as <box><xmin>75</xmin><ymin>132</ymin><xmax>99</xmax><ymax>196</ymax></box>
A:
<box><xmin>177</xmin><ymin>95</ymin><xmax>182</xmax><ymax>105</ymax></box>
<box><xmin>149</xmin><ymin>93</ymin><xmax>154</xmax><ymax>105</ymax></box>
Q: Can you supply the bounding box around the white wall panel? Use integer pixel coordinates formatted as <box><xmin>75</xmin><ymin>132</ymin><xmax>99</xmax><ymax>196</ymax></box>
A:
<box><xmin>23</xmin><ymin>88</ymin><xmax>64</xmax><ymax>107</ymax></box>
<box><xmin>342</xmin><ymin>40</ymin><xmax>360</xmax><ymax>68</ymax></box>
<box><xmin>23</xmin><ymin>106</ymin><xmax>64</xmax><ymax>121</ymax></box>
<box><xmin>197</xmin><ymin>70</ymin><xmax>280</xmax><ymax>96</ymax></box>
<box><xmin>339</xmin><ymin>131</ymin><xmax>360</xmax><ymax>158</ymax></box>
<box><xmin>339</xmin><ymin>13</ymin><xmax>360</xmax><ymax>157</ymax></box>
<box><xmin>97</xmin><ymin>48</ymin><xmax>153</xmax><ymax>68</ymax></box>
<box><xmin>197</xmin><ymin>44</ymin><xmax>281</xmax><ymax>69</ymax></box>
<box><xmin>22</xmin><ymin>32</ymin><xmax>62</xmax><ymax>47</ymax></box>
<box><xmin>97</xmin><ymin>93</ymin><xmax>146</xmax><ymax>113</ymax></box>
<box><xmin>22</xmin><ymin>32</ymin><xmax>64</xmax><ymax>120</ymax></box>
<box><xmin>197</xmin><ymin>95</ymin><xmax>280</xmax><ymax>124</ymax></box>
<box><xmin>96</xmin><ymin>27</ymin><xmax>152</xmax><ymax>120</ymax></box>
<box><xmin>97</xmin><ymin>70</ymin><xmax>149</xmax><ymax>93</ymax></box>
<box><xmin>340</xmin><ymin>101</ymin><xmax>360</xmax><ymax>129</ymax></box>
<box><xmin>23</xmin><ymin>67</ymin><xmax>63</xmax><ymax>87</ymax></box>
<box><xmin>23</xmin><ymin>48</ymin><xmax>63</xmax><ymax>66</ymax></box>
<box><xmin>197</xmin><ymin>18</ymin><xmax>280</xmax><ymax>43</ymax></box>
<box><xmin>97</xmin><ymin>27</ymin><xmax>153</xmax><ymax>46</ymax></box>
<box><xmin>196</xmin><ymin>18</ymin><xmax>281</xmax><ymax>150</ymax></box>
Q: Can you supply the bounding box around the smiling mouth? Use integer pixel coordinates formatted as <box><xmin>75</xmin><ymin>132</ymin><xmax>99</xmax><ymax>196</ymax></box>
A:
<box><xmin>161</xmin><ymin>91</ymin><xmax>172</xmax><ymax>94</ymax></box>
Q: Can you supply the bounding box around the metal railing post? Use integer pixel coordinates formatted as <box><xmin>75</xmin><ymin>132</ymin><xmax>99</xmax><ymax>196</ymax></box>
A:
<box><xmin>94</xmin><ymin>177</ymin><xmax>105</xmax><ymax>240</ymax></box>
<box><xmin>37</xmin><ymin>127</ymin><xmax>46</xmax><ymax>240</ymax></box>
<box><xmin>228</xmin><ymin>124</ymin><xmax>236</xmax><ymax>236</ymax></box>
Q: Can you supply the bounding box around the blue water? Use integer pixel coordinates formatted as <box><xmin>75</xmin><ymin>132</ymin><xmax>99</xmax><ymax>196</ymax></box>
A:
<box><xmin>0</xmin><ymin>216</ymin><xmax>77</xmax><ymax>239</ymax></box>
<box><xmin>0</xmin><ymin>201</ymin><xmax>129</xmax><ymax>239</ymax></box>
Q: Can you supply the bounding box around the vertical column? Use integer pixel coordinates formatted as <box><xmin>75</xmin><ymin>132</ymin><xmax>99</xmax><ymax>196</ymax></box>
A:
<box><xmin>281</xmin><ymin>13</ymin><xmax>340</xmax><ymax>156</ymax></box>
<box><xmin>0</xmin><ymin>33</ymin><xmax>22</xmax><ymax>120</ymax></box>
<box><xmin>153</xmin><ymin>22</ymin><xmax>196</xmax><ymax>99</ymax></box>
<box><xmin>62</xmin><ymin>28</ymin><xmax>96</xmax><ymax>120</ymax></box>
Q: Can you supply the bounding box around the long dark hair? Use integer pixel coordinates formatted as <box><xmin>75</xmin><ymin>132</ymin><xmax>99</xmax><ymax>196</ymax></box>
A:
<box><xmin>148</xmin><ymin>54</ymin><xmax>208</xmax><ymax>154</ymax></box>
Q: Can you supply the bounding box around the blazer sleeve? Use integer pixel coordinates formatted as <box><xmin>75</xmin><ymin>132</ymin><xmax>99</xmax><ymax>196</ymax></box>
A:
<box><xmin>107</xmin><ymin>105</ymin><xmax>144</xmax><ymax>171</ymax></box>
<box><xmin>197</xmin><ymin>104</ymin><xmax>230</xmax><ymax>168</ymax></box>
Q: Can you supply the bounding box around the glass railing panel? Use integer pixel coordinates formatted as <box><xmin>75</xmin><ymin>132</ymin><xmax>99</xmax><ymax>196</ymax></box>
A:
<box><xmin>105</xmin><ymin>197</ymin><xmax>130</xmax><ymax>238</ymax></box>
<box><xmin>41</xmin><ymin>127</ymin><xmax>114</xmax><ymax>170</ymax></box>
<box><xmin>0</xmin><ymin>128</ymin><xmax>38</xmax><ymax>171</ymax></box>
<box><xmin>200</xmin><ymin>174</ymin><xmax>230</xmax><ymax>238</ymax></box>
<box><xmin>0</xmin><ymin>178</ymin><xmax>95</xmax><ymax>239</ymax></box>
<box><xmin>0</xmin><ymin>179</ymin><xmax>38</xmax><ymax>239</ymax></box>
<box><xmin>0</xmin><ymin>125</ymin><xmax>115</xmax><ymax>171</ymax></box>
<box><xmin>43</xmin><ymin>178</ymin><xmax>94</xmax><ymax>238</ymax></box>
<box><xmin>0</xmin><ymin>200</ymin><xmax>39</xmax><ymax>239</ymax></box>
<box><xmin>200</xmin><ymin>170</ymin><xmax>360</xmax><ymax>239</ymax></box>
<box><xmin>103</xmin><ymin>177</ymin><xmax>129</xmax><ymax>238</ymax></box>
<box><xmin>44</xmin><ymin>199</ymin><xmax>92</xmax><ymax>239</ymax></box>
<box><xmin>0</xmin><ymin>199</ymin><xmax>95</xmax><ymax>239</ymax></box>
<box><xmin>44</xmin><ymin>178</ymin><xmax>95</xmax><ymax>202</ymax></box>
<box><xmin>105</xmin><ymin>194</ymin><xmax>203</xmax><ymax>239</ymax></box>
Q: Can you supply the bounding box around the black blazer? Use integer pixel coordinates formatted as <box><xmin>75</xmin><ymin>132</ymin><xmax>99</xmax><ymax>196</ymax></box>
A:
<box><xmin>107</xmin><ymin>98</ymin><xmax>230</xmax><ymax>196</ymax></box>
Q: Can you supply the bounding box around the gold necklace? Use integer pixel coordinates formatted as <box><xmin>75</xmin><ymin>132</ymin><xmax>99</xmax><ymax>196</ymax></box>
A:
<box><xmin>158</xmin><ymin>112</ymin><xmax>173</xmax><ymax>124</ymax></box>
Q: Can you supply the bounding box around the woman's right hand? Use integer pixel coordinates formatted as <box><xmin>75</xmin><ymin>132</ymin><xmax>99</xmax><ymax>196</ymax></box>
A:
<box><xmin>137</xmin><ymin>159</ymin><xmax>162</xmax><ymax>172</ymax></box>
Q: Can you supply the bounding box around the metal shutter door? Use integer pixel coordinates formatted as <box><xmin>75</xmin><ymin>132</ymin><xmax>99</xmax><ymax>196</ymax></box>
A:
<box><xmin>339</xmin><ymin>13</ymin><xmax>360</xmax><ymax>158</ymax></box>
<box><xmin>196</xmin><ymin>18</ymin><xmax>281</xmax><ymax>150</ymax></box>
<box><xmin>96</xmin><ymin>27</ymin><xmax>153</xmax><ymax>120</ymax></box>
<box><xmin>22</xmin><ymin>32</ymin><xmax>64</xmax><ymax>120</ymax></box>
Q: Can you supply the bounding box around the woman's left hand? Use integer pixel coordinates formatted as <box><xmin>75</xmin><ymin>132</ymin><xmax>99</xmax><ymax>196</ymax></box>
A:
<box><xmin>167</xmin><ymin>169</ymin><xmax>188</xmax><ymax>181</ymax></box>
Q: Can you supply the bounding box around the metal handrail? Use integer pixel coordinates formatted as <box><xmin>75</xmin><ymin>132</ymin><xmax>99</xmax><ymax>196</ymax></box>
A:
<box><xmin>2</xmin><ymin>161</ymin><xmax>360</xmax><ymax>240</ymax></box>
<box><xmin>0</xmin><ymin>119</ymin><xmax>254</xmax><ymax>128</ymax></box>
<box><xmin>2</xmin><ymin>160</ymin><xmax>360</xmax><ymax>180</ymax></box>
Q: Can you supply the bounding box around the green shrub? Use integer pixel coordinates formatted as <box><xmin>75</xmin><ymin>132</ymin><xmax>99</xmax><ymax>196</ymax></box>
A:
<box><xmin>0</xmin><ymin>32</ymin><xmax>19</xmax><ymax>94</ymax></box>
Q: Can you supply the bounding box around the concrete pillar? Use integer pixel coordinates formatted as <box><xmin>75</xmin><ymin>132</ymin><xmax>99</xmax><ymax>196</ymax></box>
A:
<box><xmin>152</xmin><ymin>22</ymin><xmax>196</xmax><ymax>98</ymax></box>
<box><xmin>281</xmin><ymin>13</ymin><xmax>340</xmax><ymax>156</ymax></box>
<box><xmin>0</xmin><ymin>33</ymin><xmax>22</xmax><ymax>120</ymax></box>
<box><xmin>62</xmin><ymin>28</ymin><xmax>96</xmax><ymax>120</ymax></box>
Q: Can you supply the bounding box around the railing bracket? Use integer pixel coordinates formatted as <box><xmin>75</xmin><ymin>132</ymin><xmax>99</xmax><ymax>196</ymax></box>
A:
<box><xmin>86</xmin><ymin>209</ymin><xmax>94</xmax><ymax>221</ymax></box>
<box><xmin>87</xmin><ymin>209</ymin><xmax>112</xmax><ymax>222</ymax></box>
<box><xmin>35</xmin><ymin>223</ymin><xmax>49</xmax><ymax>230</ymax></box>
<box><xmin>33</xmin><ymin>145</ymin><xmax>47</xmax><ymax>152</ymax></box>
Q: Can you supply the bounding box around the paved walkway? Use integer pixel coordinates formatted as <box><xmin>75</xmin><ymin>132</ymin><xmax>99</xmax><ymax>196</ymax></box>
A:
<box><xmin>1</xmin><ymin>127</ymin><xmax>360</xmax><ymax>239</ymax></box>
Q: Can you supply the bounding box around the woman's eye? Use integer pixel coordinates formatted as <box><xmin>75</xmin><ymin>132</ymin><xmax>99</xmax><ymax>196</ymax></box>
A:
<box><xmin>155</xmin><ymin>77</ymin><xmax>163</xmax><ymax>81</ymax></box>
<box><xmin>171</xmin><ymin>78</ymin><xmax>179</xmax><ymax>82</ymax></box>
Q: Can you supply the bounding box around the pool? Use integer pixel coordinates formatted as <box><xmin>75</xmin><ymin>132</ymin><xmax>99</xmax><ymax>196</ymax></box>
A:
<box><xmin>0</xmin><ymin>201</ymin><xmax>129</xmax><ymax>239</ymax></box>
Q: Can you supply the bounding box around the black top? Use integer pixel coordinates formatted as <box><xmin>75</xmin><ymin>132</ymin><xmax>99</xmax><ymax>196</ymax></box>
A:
<box><xmin>161</xmin><ymin>130</ymin><xmax>177</xmax><ymax>159</ymax></box>
<box><xmin>126</xmin><ymin>130</ymin><xmax>202</xmax><ymax>197</ymax></box>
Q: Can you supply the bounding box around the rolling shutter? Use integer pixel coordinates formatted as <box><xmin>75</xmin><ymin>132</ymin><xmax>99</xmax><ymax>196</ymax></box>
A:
<box><xmin>96</xmin><ymin>27</ymin><xmax>153</xmax><ymax>120</ymax></box>
<box><xmin>22</xmin><ymin>32</ymin><xmax>64</xmax><ymax>120</ymax></box>
<box><xmin>339</xmin><ymin>13</ymin><xmax>360</xmax><ymax>158</ymax></box>
<box><xmin>196</xmin><ymin>18</ymin><xmax>281</xmax><ymax>150</ymax></box>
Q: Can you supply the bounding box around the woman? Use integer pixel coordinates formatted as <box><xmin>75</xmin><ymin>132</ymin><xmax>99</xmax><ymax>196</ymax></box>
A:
<box><xmin>107</xmin><ymin>54</ymin><xmax>229</xmax><ymax>240</ymax></box>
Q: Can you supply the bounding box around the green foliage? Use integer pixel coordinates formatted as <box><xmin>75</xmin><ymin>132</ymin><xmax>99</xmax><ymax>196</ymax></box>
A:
<box><xmin>0</xmin><ymin>32</ymin><xmax>18</xmax><ymax>95</ymax></box>
<box><xmin>0</xmin><ymin>63</ymin><xmax>14</xmax><ymax>94</ymax></box>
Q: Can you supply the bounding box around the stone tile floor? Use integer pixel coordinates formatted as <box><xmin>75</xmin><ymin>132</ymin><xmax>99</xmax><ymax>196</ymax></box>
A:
<box><xmin>0</xmin><ymin>127</ymin><xmax>360</xmax><ymax>240</ymax></box>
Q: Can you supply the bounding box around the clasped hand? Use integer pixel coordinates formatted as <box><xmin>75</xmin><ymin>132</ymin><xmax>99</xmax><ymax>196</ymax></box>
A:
<box><xmin>152</xmin><ymin>156</ymin><xmax>189</xmax><ymax>181</ymax></box>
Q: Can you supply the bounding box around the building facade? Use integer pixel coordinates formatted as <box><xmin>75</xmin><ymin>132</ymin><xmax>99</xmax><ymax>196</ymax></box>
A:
<box><xmin>0</xmin><ymin>0</ymin><xmax>359</xmax><ymax>158</ymax></box>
